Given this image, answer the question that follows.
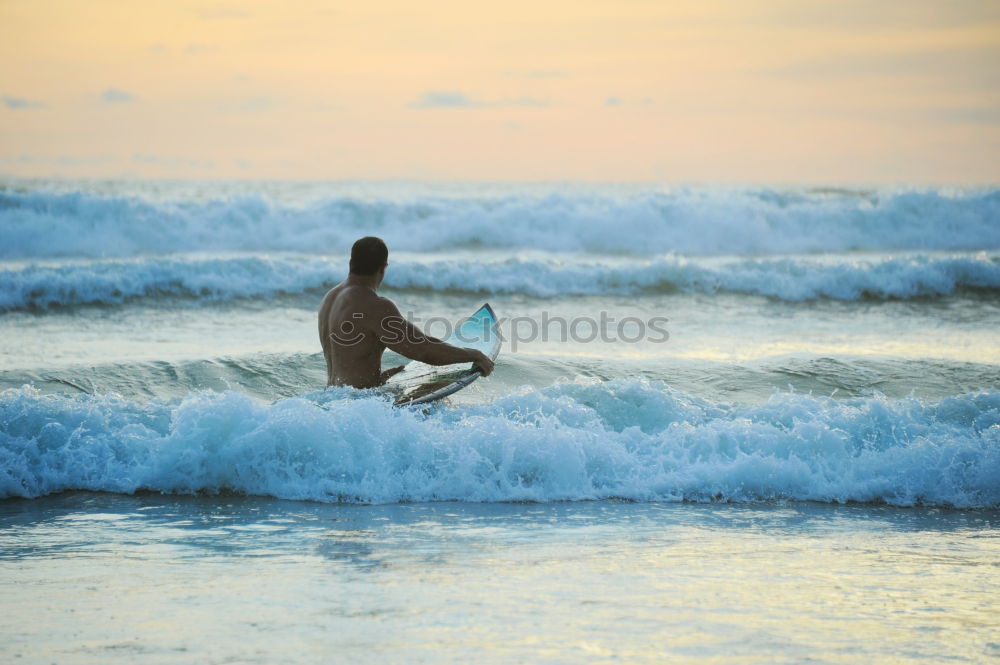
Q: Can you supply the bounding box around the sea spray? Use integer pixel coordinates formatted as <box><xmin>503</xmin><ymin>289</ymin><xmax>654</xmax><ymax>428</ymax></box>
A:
<box><xmin>3</xmin><ymin>380</ymin><xmax>998</xmax><ymax>507</ymax></box>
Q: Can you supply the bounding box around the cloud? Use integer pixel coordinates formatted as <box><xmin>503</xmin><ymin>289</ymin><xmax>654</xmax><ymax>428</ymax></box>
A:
<box><xmin>603</xmin><ymin>96</ymin><xmax>654</xmax><ymax>107</ymax></box>
<box><xmin>914</xmin><ymin>105</ymin><xmax>1000</xmax><ymax>126</ymax></box>
<box><xmin>1</xmin><ymin>154</ymin><xmax>117</xmax><ymax>166</ymax></box>
<box><xmin>57</xmin><ymin>155</ymin><xmax>117</xmax><ymax>166</ymax></box>
<box><xmin>149</xmin><ymin>43</ymin><xmax>217</xmax><ymax>54</ymax></box>
<box><xmin>314</xmin><ymin>101</ymin><xmax>346</xmax><ymax>111</ymax></box>
<box><xmin>184</xmin><ymin>43</ymin><xmax>217</xmax><ymax>54</ymax></box>
<box><xmin>410</xmin><ymin>91</ymin><xmax>474</xmax><ymax>108</ymax></box>
<box><xmin>3</xmin><ymin>95</ymin><xmax>45</xmax><ymax>109</ymax></box>
<box><xmin>762</xmin><ymin>47</ymin><xmax>999</xmax><ymax>86</ymax></box>
<box><xmin>216</xmin><ymin>96</ymin><xmax>273</xmax><ymax>112</ymax></box>
<box><xmin>133</xmin><ymin>154</ymin><xmax>215</xmax><ymax>168</ymax></box>
<box><xmin>506</xmin><ymin>70</ymin><xmax>569</xmax><ymax>79</ymax></box>
<box><xmin>409</xmin><ymin>91</ymin><xmax>550</xmax><ymax>109</ymax></box>
<box><xmin>503</xmin><ymin>97</ymin><xmax>549</xmax><ymax>107</ymax></box>
<box><xmin>197</xmin><ymin>6</ymin><xmax>249</xmax><ymax>19</ymax></box>
<box><xmin>757</xmin><ymin>0</ymin><xmax>1000</xmax><ymax>30</ymax></box>
<box><xmin>102</xmin><ymin>88</ymin><xmax>134</xmax><ymax>103</ymax></box>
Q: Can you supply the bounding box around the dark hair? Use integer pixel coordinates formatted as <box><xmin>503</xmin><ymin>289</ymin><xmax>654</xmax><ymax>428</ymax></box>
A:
<box><xmin>349</xmin><ymin>236</ymin><xmax>388</xmax><ymax>275</ymax></box>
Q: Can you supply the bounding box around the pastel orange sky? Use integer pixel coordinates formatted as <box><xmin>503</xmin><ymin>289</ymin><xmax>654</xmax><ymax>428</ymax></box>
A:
<box><xmin>1</xmin><ymin>0</ymin><xmax>998</xmax><ymax>182</ymax></box>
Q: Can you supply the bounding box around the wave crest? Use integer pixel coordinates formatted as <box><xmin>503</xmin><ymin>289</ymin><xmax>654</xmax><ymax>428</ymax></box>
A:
<box><xmin>3</xmin><ymin>254</ymin><xmax>998</xmax><ymax>310</ymax></box>
<box><xmin>2</xmin><ymin>186</ymin><xmax>998</xmax><ymax>258</ymax></box>
<box><xmin>2</xmin><ymin>381</ymin><xmax>998</xmax><ymax>507</ymax></box>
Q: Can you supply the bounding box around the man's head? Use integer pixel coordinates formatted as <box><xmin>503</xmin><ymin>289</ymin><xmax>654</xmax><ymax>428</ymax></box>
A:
<box><xmin>349</xmin><ymin>236</ymin><xmax>389</xmax><ymax>281</ymax></box>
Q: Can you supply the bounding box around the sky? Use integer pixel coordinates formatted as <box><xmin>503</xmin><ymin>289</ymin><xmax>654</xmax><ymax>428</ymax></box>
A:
<box><xmin>1</xmin><ymin>0</ymin><xmax>998</xmax><ymax>183</ymax></box>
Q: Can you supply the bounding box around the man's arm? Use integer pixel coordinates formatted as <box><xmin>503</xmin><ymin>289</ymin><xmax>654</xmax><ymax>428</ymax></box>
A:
<box><xmin>374</xmin><ymin>298</ymin><xmax>494</xmax><ymax>376</ymax></box>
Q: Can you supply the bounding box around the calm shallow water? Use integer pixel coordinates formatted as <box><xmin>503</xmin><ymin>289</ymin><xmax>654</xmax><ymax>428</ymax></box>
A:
<box><xmin>1</xmin><ymin>493</ymin><xmax>998</xmax><ymax>665</ymax></box>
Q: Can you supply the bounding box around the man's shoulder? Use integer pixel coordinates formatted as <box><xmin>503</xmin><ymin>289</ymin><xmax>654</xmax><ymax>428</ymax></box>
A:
<box><xmin>322</xmin><ymin>283</ymin><xmax>399</xmax><ymax>321</ymax></box>
<box><xmin>325</xmin><ymin>283</ymin><xmax>379</xmax><ymax>305</ymax></box>
<box><xmin>339</xmin><ymin>291</ymin><xmax>396</xmax><ymax>318</ymax></box>
<box><xmin>320</xmin><ymin>281</ymin><xmax>347</xmax><ymax>304</ymax></box>
<box><xmin>365</xmin><ymin>295</ymin><xmax>402</xmax><ymax>321</ymax></box>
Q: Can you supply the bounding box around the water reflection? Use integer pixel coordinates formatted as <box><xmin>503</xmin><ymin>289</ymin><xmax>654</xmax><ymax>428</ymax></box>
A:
<box><xmin>1</xmin><ymin>492</ymin><xmax>998</xmax><ymax>564</ymax></box>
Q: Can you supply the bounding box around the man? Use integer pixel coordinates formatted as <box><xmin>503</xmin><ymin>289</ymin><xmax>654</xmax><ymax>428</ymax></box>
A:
<box><xmin>319</xmin><ymin>236</ymin><xmax>495</xmax><ymax>388</ymax></box>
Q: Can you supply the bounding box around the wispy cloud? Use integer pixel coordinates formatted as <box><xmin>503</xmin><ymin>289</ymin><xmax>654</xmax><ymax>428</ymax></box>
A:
<box><xmin>133</xmin><ymin>154</ymin><xmax>215</xmax><ymax>168</ymax></box>
<box><xmin>756</xmin><ymin>0</ymin><xmax>1000</xmax><ymax>30</ymax></box>
<box><xmin>197</xmin><ymin>6</ymin><xmax>249</xmax><ymax>20</ymax></box>
<box><xmin>1</xmin><ymin>154</ymin><xmax>117</xmax><ymax>166</ymax></box>
<box><xmin>58</xmin><ymin>155</ymin><xmax>117</xmax><ymax>166</ymax></box>
<box><xmin>506</xmin><ymin>70</ymin><xmax>569</xmax><ymax>79</ymax></box>
<box><xmin>604</xmin><ymin>96</ymin><xmax>654</xmax><ymax>107</ymax></box>
<box><xmin>3</xmin><ymin>95</ymin><xmax>45</xmax><ymax>110</ymax></box>
<box><xmin>762</xmin><ymin>47</ymin><xmax>999</xmax><ymax>84</ymax></box>
<box><xmin>939</xmin><ymin>106</ymin><xmax>1000</xmax><ymax>125</ymax></box>
<box><xmin>216</xmin><ymin>96</ymin><xmax>273</xmax><ymax>112</ymax></box>
<box><xmin>314</xmin><ymin>101</ymin><xmax>346</xmax><ymax>111</ymax></box>
<box><xmin>410</xmin><ymin>91</ymin><xmax>474</xmax><ymax>108</ymax></box>
<box><xmin>148</xmin><ymin>43</ymin><xmax>217</xmax><ymax>54</ymax></box>
<box><xmin>185</xmin><ymin>43</ymin><xmax>218</xmax><ymax>54</ymax></box>
<box><xmin>503</xmin><ymin>97</ymin><xmax>549</xmax><ymax>108</ymax></box>
<box><xmin>409</xmin><ymin>91</ymin><xmax>550</xmax><ymax>109</ymax></box>
<box><xmin>102</xmin><ymin>88</ymin><xmax>134</xmax><ymax>103</ymax></box>
<box><xmin>897</xmin><ymin>104</ymin><xmax>1000</xmax><ymax>127</ymax></box>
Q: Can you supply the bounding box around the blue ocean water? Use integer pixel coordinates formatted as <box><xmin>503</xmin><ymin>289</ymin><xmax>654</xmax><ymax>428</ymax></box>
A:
<box><xmin>1</xmin><ymin>180</ymin><xmax>999</xmax><ymax>663</ymax></box>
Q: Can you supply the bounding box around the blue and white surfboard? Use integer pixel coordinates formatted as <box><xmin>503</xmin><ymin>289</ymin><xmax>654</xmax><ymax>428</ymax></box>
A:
<box><xmin>386</xmin><ymin>303</ymin><xmax>501</xmax><ymax>406</ymax></box>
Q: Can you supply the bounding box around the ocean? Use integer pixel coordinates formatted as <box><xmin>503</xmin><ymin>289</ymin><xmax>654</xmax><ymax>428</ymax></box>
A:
<box><xmin>1</xmin><ymin>180</ymin><xmax>998</xmax><ymax>663</ymax></box>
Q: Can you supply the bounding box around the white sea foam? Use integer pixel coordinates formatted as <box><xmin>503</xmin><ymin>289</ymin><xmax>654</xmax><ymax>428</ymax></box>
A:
<box><xmin>388</xmin><ymin>253</ymin><xmax>1000</xmax><ymax>300</ymax></box>
<box><xmin>2</xmin><ymin>380</ymin><xmax>998</xmax><ymax>507</ymax></box>
<box><xmin>2</xmin><ymin>187</ymin><xmax>998</xmax><ymax>258</ymax></box>
<box><xmin>2</xmin><ymin>253</ymin><xmax>998</xmax><ymax>310</ymax></box>
<box><xmin>0</xmin><ymin>256</ymin><xmax>335</xmax><ymax>310</ymax></box>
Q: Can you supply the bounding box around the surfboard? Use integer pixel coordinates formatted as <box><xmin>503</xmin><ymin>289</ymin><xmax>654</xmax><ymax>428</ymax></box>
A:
<box><xmin>385</xmin><ymin>303</ymin><xmax>501</xmax><ymax>406</ymax></box>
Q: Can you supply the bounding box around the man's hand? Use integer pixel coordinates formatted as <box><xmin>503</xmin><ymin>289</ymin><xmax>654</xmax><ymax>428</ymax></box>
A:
<box><xmin>379</xmin><ymin>365</ymin><xmax>406</xmax><ymax>384</ymax></box>
<box><xmin>468</xmin><ymin>350</ymin><xmax>495</xmax><ymax>376</ymax></box>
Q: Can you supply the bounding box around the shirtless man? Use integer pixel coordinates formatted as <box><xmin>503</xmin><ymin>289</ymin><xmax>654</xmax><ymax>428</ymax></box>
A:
<box><xmin>318</xmin><ymin>236</ymin><xmax>495</xmax><ymax>388</ymax></box>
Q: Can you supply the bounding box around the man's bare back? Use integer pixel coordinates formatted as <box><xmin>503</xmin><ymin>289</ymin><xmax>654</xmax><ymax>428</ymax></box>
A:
<box><xmin>319</xmin><ymin>237</ymin><xmax>494</xmax><ymax>389</ymax></box>
<box><xmin>318</xmin><ymin>282</ymin><xmax>394</xmax><ymax>388</ymax></box>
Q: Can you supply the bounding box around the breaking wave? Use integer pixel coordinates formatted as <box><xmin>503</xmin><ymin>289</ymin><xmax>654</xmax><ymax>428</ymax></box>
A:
<box><xmin>2</xmin><ymin>186</ymin><xmax>998</xmax><ymax>258</ymax></box>
<box><xmin>2</xmin><ymin>380</ymin><xmax>998</xmax><ymax>507</ymax></box>
<box><xmin>3</xmin><ymin>253</ymin><xmax>998</xmax><ymax>310</ymax></box>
